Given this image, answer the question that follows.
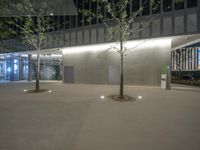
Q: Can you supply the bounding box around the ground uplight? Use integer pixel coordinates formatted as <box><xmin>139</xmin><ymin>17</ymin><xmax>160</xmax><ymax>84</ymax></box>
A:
<box><xmin>100</xmin><ymin>95</ymin><xmax>105</xmax><ymax>99</ymax></box>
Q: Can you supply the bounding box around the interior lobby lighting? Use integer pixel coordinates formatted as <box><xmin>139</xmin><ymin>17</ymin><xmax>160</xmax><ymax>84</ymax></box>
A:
<box><xmin>138</xmin><ymin>96</ymin><xmax>142</xmax><ymax>99</ymax></box>
<box><xmin>51</xmin><ymin>54</ymin><xmax>62</xmax><ymax>57</ymax></box>
<box><xmin>21</xmin><ymin>54</ymin><xmax>28</xmax><ymax>57</ymax></box>
<box><xmin>23</xmin><ymin>89</ymin><xmax>27</xmax><ymax>92</ymax></box>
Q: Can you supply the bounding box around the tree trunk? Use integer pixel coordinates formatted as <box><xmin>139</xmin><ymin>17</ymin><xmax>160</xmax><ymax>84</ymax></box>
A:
<box><xmin>35</xmin><ymin>48</ymin><xmax>40</xmax><ymax>91</ymax></box>
<box><xmin>119</xmin><ymin>53</ymin><xmax>124</xmax><ymax>98</ymax></box>
<box><xmin>119</xmin><ymin>38</ymin><xmax>124</xmax><ymax>98</ymax></box>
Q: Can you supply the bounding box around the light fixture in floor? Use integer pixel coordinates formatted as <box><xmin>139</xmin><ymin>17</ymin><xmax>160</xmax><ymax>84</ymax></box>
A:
<box><xmin>100</xmin><ymin>95</ymin><xmax>105</xmax><ymax>99</ymax></box>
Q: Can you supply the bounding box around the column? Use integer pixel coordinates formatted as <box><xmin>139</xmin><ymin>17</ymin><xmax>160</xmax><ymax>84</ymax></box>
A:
<box><xmin>28</xmin><ymin>54</ymin><xmax>32</xmax><ymax>81</ymax></box>
<box><xmin>19</xmin><ymin>55</ymin><xmax>23</xmax><ymax>80</ymax></box>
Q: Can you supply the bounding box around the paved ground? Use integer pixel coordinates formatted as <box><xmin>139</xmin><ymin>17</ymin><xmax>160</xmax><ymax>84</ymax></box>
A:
<box><xmin>0</xmin><ymin>81</ymin><xmax>200</xmax><ymax>150</ymax></box>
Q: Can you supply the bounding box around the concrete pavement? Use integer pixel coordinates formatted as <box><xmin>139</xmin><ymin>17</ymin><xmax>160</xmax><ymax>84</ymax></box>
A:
<box><xmin>0</xmin><ymin>82</ymin><xmax>200</xmax><ymax>150</ymax></box>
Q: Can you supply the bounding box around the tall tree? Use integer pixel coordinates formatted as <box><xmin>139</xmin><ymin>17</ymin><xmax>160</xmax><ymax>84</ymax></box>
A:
<box><xmin>82</xmin><ymin>0</ymin><xmax>183</xmax><ymax>99</ymax></box>
<box><xmin>15</xmin><ymin>0</ymin><xmax>53</xmax><ymax>91</ymax></box>
<box><xmin>81</xmin><ymin>0</ymin><xmax>157</xmax><ymax>98</ymax></box>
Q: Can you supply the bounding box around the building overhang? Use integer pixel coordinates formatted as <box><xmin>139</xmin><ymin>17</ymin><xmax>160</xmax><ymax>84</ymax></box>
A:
<box><xmin>171</xmin><ymin>34</ymin><xmax>200</xmax><ymax>50</ymax></box>
<box><xmin>0</xmin><ymin>0</ymin><xmax>77</xmax><ymax>17</ymax></box>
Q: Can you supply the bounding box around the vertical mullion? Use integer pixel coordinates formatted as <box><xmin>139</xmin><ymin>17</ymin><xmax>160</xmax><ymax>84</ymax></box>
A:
<box><xmin>172</xmin><ymin>0</ymin><xmax>175</xmax><ymax>34</ymax></box>
<box><xmin>160</xmin><ymin>0</ymin><xmax>163</xmax><ymax>35</ymax></box>
<box><xmin>184</xmin><ymin>0</ymin><xmax>187</xmax><ymax>34</ymax></box>
<box><xmin>171</xmin><ymin>51</ymin><xmax>174</xmax><ymax>70</ymax></box>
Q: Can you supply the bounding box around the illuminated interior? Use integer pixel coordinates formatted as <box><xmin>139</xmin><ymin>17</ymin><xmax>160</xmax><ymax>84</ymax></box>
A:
<box><xmin>171</xmin><ymin>47</ymin><xmax>200</xmax><ymax>71</ymax></box>
<box><xmin>0</xmin><ymin>53</ymin><xmax>28</xmax><ymax>81</ymax></box>
<box><xmin>0</xmin><ymin>51</ymin><xmax>62</xmax><ymax>81</ymax></box>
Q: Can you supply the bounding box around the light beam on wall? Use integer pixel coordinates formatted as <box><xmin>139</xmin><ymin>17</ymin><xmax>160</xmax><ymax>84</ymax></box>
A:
<box><xmin>62</xmin><ymin>38</ymin><xmax>172</xmax><ymax>55</ymax></box>
<box><xmin>62</xmin><ymin>43</ymin><xmax>117</xmax><ymax>55</ymax></box>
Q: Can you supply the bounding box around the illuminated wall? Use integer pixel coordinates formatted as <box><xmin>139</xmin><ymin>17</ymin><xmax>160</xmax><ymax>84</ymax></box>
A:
<box><xmin>62</xmin><ymin>38</ymin><xmax>171</xmax><ymax>86</ymax></box>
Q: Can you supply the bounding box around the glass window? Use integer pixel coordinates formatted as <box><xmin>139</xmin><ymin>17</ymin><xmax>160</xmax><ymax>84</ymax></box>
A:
<box><xmin>106</xmin><ymin>0</ymin><xmax>113</xmax><ymax>20</ymax></box>
<box><xmin>4</xmin><ymin>54</ymin><xmax>19</xmax><ymax>81</ymax></box>
<box><xmin>91</xmin><ymin>0</ymin><xmax>97</xmax><ymax>24</ymax></box>
<box><xmin>72</xmin><ymin>0</ymin><xmax>78</xmax><ymax>28</ymax></box>
<box><xmin>194</xmin><ymin>48</ymin><xmax>197</xmax><ymax>69</ymax></box>
<box><xmin>182</xmin><ymin>49</ymin><xmax>185</xmax><ymax>70</ymax></box>
<box><xmin>142</xmin><ymin>0</ymin><xmax>150</xmax><ymax>15</ymax></box>
<box><xmin>189</xmin><ymin>48</ymin><xmax>192</xmax><ymax>70</ymax></box>
<box><xmin>5</xmin><ymin>55</ymin><xmax>11</xmax><ymax>80</ymax></box>
<box><xmin>192</xmin><ymin>48</ymin><xmax>195</xmax><ymax>70</ymax></box>
<box><xmin>13</xmin><ymin>58</ymin><xmax>19</xmax><ymax>81</ymax></box>
<box><xmin>186</xmin><ymin>49</ymin><xmax>188</xmax><ymax>70</ymax></box>
<box><xmin>58</xmin><ymin>16</ymin><xmax>64</xmax><ymax>30</ymax></box>
<box><xmin>180</xmin><ymin>50</ymin><xmax>183</xmax><ymax>70</ymax></box>
<box><xmin>97</xmin><ymin>2</ymin><xmax>105</xmax><ymax>24</ymax></box>
<box><xmin>126</xmin><ymin>0</ymin><xmax>130</xmax><ymax>17</ymax></box>
<box><xmin>195</xmin><ymin>48</ymin><xmax>198</xmax><ymax>69</ymax></box>
<box><xmin>71</xmin><ymin>16</ymin><xmax>76</xmax><ymax>28</ymax></box>
<box><xmin>177</xmin><ymin>51</ymin><xmax>180</xmax><ymax>70</ymax></box>
<box><xmin>64</xmin><ymin>16</ymin><xmax>70</xmax><ymax>29</ymax></box>
<box><xmin>84</xmin><ymin>0</ymin><xmax>90</xmax><ymax>25</ymax></box>
<box><xmin>0</xmin><ymin>60</ymin><xmax>4</xmax><ymax>81</ymax></box>
<box><xmin>48</xmin><ymin>16</ymin><xmax>54</xmax><ymax>32</ymax></box>
<box><xmin>22</xmin><ymin>57</ymin><xmax>28</xmax><ymax>80</ymax></box>
<box><xmin>184</xmin><ymin>49</ymin><xmax>186</xmax><ymax>70</ymax></box>
<box><xmin>152</xmin><ymin>0</ymin><xmax>161</xmax><ymax>14</ymax></box>
<box><xmin>53</xmin><ymin>16</ymin><xmax>59</xmax><ymax>30</ymax></box>
<box><xmin>198</xmin><ymin>48</ymin><xmax>200</xmax><ymax>69</ymax></box>
<box><xmin>163</xmin><ymin>0</ymin><xmax>172</xmax><ymax>12</ymax></box>
<box><xmin>77</xmin><ymin>0</ymin><xmax>83</xmax><ymax>26</ymax></box>
<box><xmin>132</xmin><ymin>0</ymin><xmax>140</xmax><ymax>13</ymax></box>
<box><xmin>175</xmin><ymin>0</ymin><xmax>184</xmax><ymax>10</ymax></box>
<box><xmin>173</xmin><ymin>51</ymin><xmax>175</xmax><ymax>70</ymax></box>
<box><xmin>187</xmin><ymin>0</ymin><xmax>197</xmax><ymax>8</ymax></box>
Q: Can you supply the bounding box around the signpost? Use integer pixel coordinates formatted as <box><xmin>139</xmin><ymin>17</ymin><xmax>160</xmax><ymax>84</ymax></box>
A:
<box><xmin>161</xmin><ymin>64</ymin><xmax>171</xmax><ymax>90</ymax></box>
<box><xmin>198</xmin><ymin>48</ymin><xmax>200</xmax><ymax>69</ymax></box>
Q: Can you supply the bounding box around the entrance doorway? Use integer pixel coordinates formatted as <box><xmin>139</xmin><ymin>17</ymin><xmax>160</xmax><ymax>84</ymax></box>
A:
<box><xmin>63</xmin><ymin>66</ymin><xmax>74</xmax><ymax>83</ymax></box>
<box><xmin>108</xmin><ymin>64</ymin><xmax>120</xmax><ymax>85</ymax></box>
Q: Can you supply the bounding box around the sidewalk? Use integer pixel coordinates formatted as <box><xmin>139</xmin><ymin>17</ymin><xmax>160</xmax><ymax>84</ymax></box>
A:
<box><xmin>0</xmin><ymin>82</ymin><xmax>200</xmax><ymax>150</ymax></box>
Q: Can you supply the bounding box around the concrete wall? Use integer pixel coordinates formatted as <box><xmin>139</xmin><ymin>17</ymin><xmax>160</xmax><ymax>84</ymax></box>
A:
<box><xmin>62</xmin><ymin>39</ymin><xmax>171</xmax><ymax>86</ymax></box>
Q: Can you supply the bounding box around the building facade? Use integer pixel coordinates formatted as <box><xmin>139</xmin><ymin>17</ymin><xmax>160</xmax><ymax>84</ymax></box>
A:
<box><xmin>1</xmin><ymin>0</ymin><xmax>200</xmax><ymax>85</ymax></box>
<box><xmin>59</xmin><ymin>0</ymin><xmax>200</xmax><ymax>85</ymax></box>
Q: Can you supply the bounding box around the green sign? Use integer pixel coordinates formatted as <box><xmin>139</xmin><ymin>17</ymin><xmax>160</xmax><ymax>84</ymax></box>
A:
<box><xmin>161</xmin><ymin>65</ymin><xmax>168</xmax><ymax>74</ymax></box>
